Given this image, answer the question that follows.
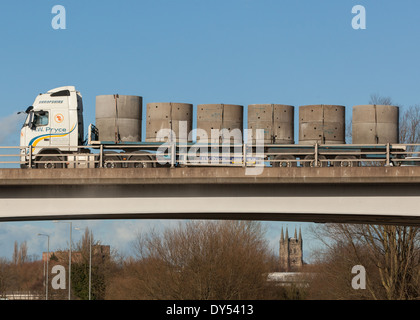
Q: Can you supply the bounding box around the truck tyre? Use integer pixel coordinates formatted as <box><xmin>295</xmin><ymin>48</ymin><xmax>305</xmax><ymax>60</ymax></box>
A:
<box><xmin>272</xmin><ymin>155</ymin><xmax>296</xmax><ymax>167</ymax></box>
<box><xmin>36</xmin><ymin>156</ymin><xmax>64</xmax><ymax>169</ymax></box>
<box><xmin>103</xmin><ymin>156</ymin><xmax>121</xmax><ymax>168</ymax></box>
<box><xmin>129</xmin><ymin>155</ymin><xmax>153</xmax><ymax>168</ymax></box>
<box><xmin>303</xmin><ymin>155</ymin><xmax>328</xmax><ymax>167</ymax></box>
<box><xmin>333</xmin><ymin>156</ymin><xmax>358</xmax><ymax>167</ymax></box>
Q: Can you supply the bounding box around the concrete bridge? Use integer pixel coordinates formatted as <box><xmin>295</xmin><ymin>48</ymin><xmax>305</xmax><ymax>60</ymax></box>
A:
<box><xmin>0</xmin><ymin>167</ymin><xmax>419</xmax><ymax>226</ymax></box>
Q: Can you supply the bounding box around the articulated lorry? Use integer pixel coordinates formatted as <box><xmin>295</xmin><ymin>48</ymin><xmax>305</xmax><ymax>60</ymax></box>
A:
<box><xmin>19</xmin><ymin>86</ymin><xmax>408</xmax><ymax>169</ymax></box>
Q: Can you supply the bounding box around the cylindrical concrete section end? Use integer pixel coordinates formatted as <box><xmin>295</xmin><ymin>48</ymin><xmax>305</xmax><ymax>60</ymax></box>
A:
<box><xmin>299</xmin><ymin>105</ymin><xmax>345</xmax><ymax>144</ymax></box>
<box><xmin>352</xmin><ymin>105</ymin><xmax>399</xmax><ymax>144</ymax></box>
<box><xmin>196</xmin><ymin>104</ymin><xmax>243</xmax><ymax>143</ymax></box>
<box><xmin>146</xmin><ymin>102</ymin><xmax>193</xmax><ymax>142</ymax></box>
<box><xmin>248</xmin><ymin>104</ymin><xmax>294</xmax><ymax>144</ymax></box>
<box><xmin>95</xmin><ymin>95</ymin><xmax>142</xmax><ymax>142</ymax></box>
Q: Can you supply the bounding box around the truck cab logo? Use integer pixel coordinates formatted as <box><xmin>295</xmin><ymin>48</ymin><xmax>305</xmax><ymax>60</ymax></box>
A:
<box><xmin>54</xmin><ymin>114</ymin><xmax>64</xmax><ymax>123</ymax></box>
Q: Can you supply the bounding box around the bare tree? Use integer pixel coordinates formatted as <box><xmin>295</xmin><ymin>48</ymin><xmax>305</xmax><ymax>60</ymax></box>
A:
<box><xmin>12</xmin><ymin>241</ymin><xmax>28</xmax><ymax>265</ymax></box>
<box><xmin>309</xmin><ymin>224</ymin><xmax>420</xmax><ymax>300</ymax></box>
<box><xmin>399</xmin><ymin>105</ymin><xmax>420</xmax><ymax>156</ymax></box>
<box><xmin>0</xmin><ymin>258</ymin><xmax>12</xmax><ymax>297</ymax></box>
<box><xmin>19</xmin><ymin>241</ymin><xmax>28</xmax><ymax>264</ymax></box>
<box><xmin>369</xmin><ymin>93</ymin><xmax>394</xmax><ymax>106</ymax></box>
<box><xmin>12</xmin><ymin>241</ymin><xmax>18</xmax><ymax>265</ymax></box>
<box><xmin>128</xmin><ymin>220</ymin><xmax>272</xmax><ymax>300</ymax></box>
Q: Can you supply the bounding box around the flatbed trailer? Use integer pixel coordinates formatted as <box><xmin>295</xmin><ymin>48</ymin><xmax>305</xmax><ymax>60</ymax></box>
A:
<box><xmin>15</xmin><ymin>85</ymin><xmax>417</xmax><ymax>169</ymax></box>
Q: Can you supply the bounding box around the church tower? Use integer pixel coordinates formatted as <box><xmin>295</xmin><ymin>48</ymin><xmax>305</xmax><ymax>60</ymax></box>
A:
<box><xmin>279</xmin><ymin>227</ymin><xmax>303</xmax><ymax>271</ymax></box>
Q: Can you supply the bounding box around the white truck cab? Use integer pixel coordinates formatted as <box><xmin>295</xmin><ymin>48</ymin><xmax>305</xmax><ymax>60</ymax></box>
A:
<box><xmin>20</xmin><ymin>86</ymin><xmax>85</xmax><ymax>167</ymax></box>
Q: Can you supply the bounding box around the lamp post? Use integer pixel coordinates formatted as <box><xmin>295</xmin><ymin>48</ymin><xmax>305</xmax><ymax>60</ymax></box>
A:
<box><xmin>54</xmin><ymin>221</ymin><xmax>72</xmax><ymax>300</ymax></box>
<box><xmin>37</xmin><ymin>233</ymin><xmax>49</xmax><ymax>300</ymax></box>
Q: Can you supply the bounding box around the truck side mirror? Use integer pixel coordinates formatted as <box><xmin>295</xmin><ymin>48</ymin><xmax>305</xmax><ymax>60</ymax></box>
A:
<box><xmin>17</xmin><ymin>106</ymin><xmax>34</xmax><ymax>115</ymax></box>
<box><xmin>28</xmin><ymin>111</ymin><xmax>35</xmax><ymax>129</ymax></box>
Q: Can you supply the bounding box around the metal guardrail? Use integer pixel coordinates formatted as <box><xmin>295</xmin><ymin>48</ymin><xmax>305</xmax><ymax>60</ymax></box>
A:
<box><xmin>0</xmin><ymin>143</ymin><xmax>419</xmax><ymax>169</ymax></box>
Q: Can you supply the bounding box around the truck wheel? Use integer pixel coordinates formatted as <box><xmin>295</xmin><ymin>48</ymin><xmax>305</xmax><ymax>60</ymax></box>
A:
<box><xmin>333</xmin><ymin>156</ymin><xmax>358</xmax><ymax>167</ymax></box>
<box><xmin>303</xmin><ymin>155</ymin><xmax>328</xmax><ymax>167</ymax></box>
<box><xmin>103</xmin><ymin>152</ymin><xmax>121</xmax><ymax>168</ymax></box>
<box><xmin>129</xmin><ymin>155</ymin><xmax>153</xmax><ymax>168</ymax></box>
<box><xmin>272</xmin><ymin>155</ymin><xmax>296</xmax><ymax>167</ymax></box>
<box><xmin>36</xmin><ymin>156</ymin><xmax>64</xmax><ymax>169</ymax></box>
<box><xmin>103</xmin><ymin>157</ymin><xmax>121</xmax><ymax>168</ymax></box>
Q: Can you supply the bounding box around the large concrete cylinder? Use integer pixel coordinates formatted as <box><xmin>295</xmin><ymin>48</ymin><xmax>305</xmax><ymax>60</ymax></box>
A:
<box><xmin>196</xmin><ymin>104</ymin><xmax>243</xmax><ymax>143</ymax></box>
<box><xmin>95</xmin><ymin>95</ymin><xmax>142</xmax><ymax>142</ymax></box>
<box><xmin>248</xmin><ymin>104</ymin><xmax>294</xmax><ymax>144</ymax></box>
<box><xmin>352</xmin><ymin>105</ymin><xmax>399</xmax><ymax>144</ymax></box>
<box><xmin>146</xmin><ymin>102</ymin><xmax>193</xmax><ymax>142</ymax></box>
<box><xmin>299</xmin><ymin>105</ymin><xmax>346</xmax><ymax>144</ymax></box>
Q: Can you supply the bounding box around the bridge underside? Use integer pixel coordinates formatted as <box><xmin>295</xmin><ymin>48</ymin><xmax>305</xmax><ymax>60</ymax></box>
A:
<box><xmin>0</xmin><ymin>180</ymin><xmax>419</xmax><ymax>226</ymax></box>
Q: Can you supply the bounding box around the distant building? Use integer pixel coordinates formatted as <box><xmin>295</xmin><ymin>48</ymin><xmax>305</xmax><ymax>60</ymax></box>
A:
<box><xmin>42</xmin><ymin>245</ymin><xmax>110</xmax><ymax>263</ymax></box>
<box><xmin>279</xmin><ymin>227</ymin><xmax>303</xmax><ymax>272</ymax></box>
<box><xmin>3</xmin><ymin>291</ymin><xmax>44</xmax><ymax>300</ymax></box>
<box><xmin>267</xmin><ymin>272</ymin><xmax>310</xmax><ymax>287</ymax></box>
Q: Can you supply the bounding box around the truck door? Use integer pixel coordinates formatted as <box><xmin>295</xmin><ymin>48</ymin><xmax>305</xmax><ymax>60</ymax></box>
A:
<box><xmin>50</xmin><ymin>105</ymin><xmax>70</xmax><ymax>148</ymax></box>
<box><xmin>30</xmin><ymin>110</ymin><xmax>52</xmax><ymax>149</ymax></box>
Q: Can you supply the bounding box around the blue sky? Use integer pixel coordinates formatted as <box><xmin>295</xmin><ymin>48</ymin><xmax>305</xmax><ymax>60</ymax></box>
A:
<box><xmin>1</xmin><ymin>0</ymin><xmax>420</xmax><ymax>260</ymax></box>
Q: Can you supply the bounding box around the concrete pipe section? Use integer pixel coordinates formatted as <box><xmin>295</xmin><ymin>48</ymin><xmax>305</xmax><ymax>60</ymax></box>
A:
<box><xmin>352</xmin><ymin>105</ymin><xmax>399</xmax><ymax>144</ymax></box>
<box><xmin>299</xmin><ymin>104</ymin><xmax>346</xmax><ymax>145</ymax></box>
<box><xmin>248</xmin><ymin>104</ymin><xmax>294</xmax><ymax>145</ymax></box>
<box><xmin>196</xmin><ymin>104</ymin><xmax>243</xmax><ymax>144</ymax></box>
<box><xmin>146</xmin><ymin>102</ymin><xmax>193</xmax><ymax>142</ymax></box>
<box><xmin>95</xmin><ymin>95</ymin><xmax>142</xmax><ymax>142</ymax></box>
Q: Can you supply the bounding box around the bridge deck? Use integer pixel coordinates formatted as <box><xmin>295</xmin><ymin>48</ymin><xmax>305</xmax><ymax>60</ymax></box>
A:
<box><xmin>0</xmin><ymin>167</ymin><xmax>419</xmax><ymax>225</ymax></box>
<box><xmin>1</xmin><ymin>166</ymin><xmax>420</xmax><ymax>185</ymax></box>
